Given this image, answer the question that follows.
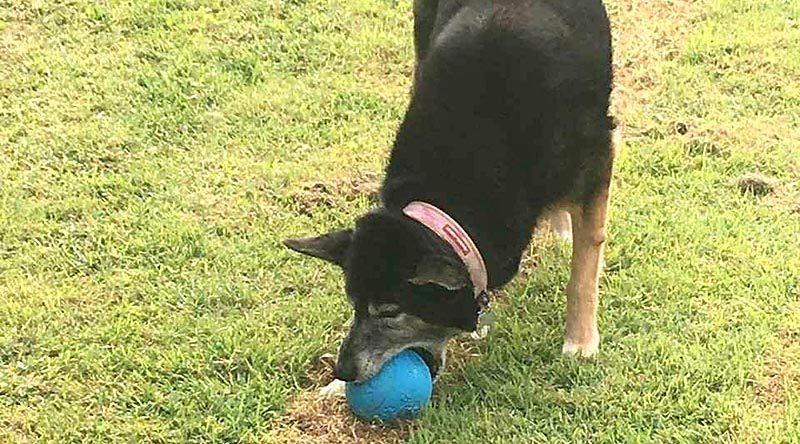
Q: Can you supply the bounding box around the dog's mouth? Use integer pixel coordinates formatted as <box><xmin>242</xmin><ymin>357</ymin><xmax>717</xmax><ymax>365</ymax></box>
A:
<box><xmin>411</xmin><ymin>346</ymin><xmax>440</xmax><ymax>378</ymax></box>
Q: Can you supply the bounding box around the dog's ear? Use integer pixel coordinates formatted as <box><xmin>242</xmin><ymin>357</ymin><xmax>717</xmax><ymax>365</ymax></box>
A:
<box><xmin>409</xmin><ymin>254</ymin><xmax>470</xmax><ymax>290</ymax></box>
<box><xmin>283</xmin><ymin>229</ymin><xmax>353</xmax><ymax>268</ymax></box>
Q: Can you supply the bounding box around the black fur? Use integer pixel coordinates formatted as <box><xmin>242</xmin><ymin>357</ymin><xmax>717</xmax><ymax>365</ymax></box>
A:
<box><xmin>286</xmin><ymin>0</ymin><xmax>614</xmax><ymax>381</ymax></box>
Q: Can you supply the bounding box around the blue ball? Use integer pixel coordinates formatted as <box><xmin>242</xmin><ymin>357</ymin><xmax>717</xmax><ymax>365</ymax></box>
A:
<box><xmin>345</xmin><ymin>349</ymin><xmax>433</xmax><ymax>422</ymax></box>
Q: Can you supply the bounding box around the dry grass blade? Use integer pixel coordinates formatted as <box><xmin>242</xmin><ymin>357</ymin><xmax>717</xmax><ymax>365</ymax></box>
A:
<box><xmin>263</xmin><ymin>392</ymin><xmax>414</xmax><ymax>444</ymax></box>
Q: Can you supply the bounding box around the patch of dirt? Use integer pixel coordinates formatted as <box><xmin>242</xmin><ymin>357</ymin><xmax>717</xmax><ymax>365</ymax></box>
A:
<box><xmin>304</xmin><ymin>353</ymin><xmax>337</xmax><ymax>389</ymax></box>
<box><xmin>722</xmin><ymin>117</ymin><xmax>800</xmax><ymax>153</ymax></box>
<box><xmin>752</xmin><ymin>372</ymin><xmax>788</xmax><ymax>419</ymax></box>
<box><xmin>685</xmin><ymin>138</ymin><xmax>725</xmax><ymax>157</ymax></box>
<box><xmin>733</xmin><ymin>323</ymin><xmax>800</xmax><ymax>441</ymax></box>
<box><xmin>674</xmin><ymin>117</ymin><xmax>800</xmax><ymax>160</ymax></box>
<box><xmin>734</xmin><ymin>171</ymin><xmax>800</xmax><ymax>213</ymax></box>
<box><xmin>0</xmin><ymin>20</ymin><xmax>41</xmax><ymax>64</ymax></box>
<box><xmin>265</xmin><ymin>343</ymin><xmax>412</xmax><ymax>443</ymax></box>
<box><xmin>735</xmin><ymin>173</ymin><xmax>779</xmax><ymax>197</ymax></box>
<box><xmin>263</xmin><ymin>390</ymin><xmax>414</xmax><ymax>444</ymax></box>
<box><xmin>674</xmin><ymin>122</ymin><xmax>731</xmax><ymax>158</ymax></box>
<box><xmin>606</xmin><ymin>0</ymin><xmax>706</xmax><ymax>135</ymax></box>
<box><xmin>266</xmin><ymin>330</ymin><xmax>493</xmax><ymax>443</ymax></box>
<box><xmin>752</xmin><ymin>328</ymin><xmax>800</xmax><ymax>418</ymax></box>
<box><xmin>290</xmin><ymin>172</ymin><xmax>381</xmax><ymax>216</ymax></box>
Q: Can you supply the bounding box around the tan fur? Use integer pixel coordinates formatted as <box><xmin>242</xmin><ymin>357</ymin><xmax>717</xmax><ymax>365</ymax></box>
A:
<box><xmin>562</xmin><ymin>133</ymin><xmax>617</xmax><ymax>357</ymax></box>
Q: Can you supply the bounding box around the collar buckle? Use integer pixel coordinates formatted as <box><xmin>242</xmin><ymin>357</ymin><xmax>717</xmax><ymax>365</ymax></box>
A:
<box><xmin>476</xmin><ymin>289</ymin><xmax>490</xmax><ymax>311</ymax></box>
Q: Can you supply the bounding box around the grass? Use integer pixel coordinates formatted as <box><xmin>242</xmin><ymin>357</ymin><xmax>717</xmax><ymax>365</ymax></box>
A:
<box><xmin>0</xmin><ymin>0</ymin><xmax>798</xmax><ymax>442</ymax></box>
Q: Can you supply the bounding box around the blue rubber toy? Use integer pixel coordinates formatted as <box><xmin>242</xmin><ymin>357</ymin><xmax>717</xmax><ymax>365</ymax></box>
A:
<box><xmin>345</xmin><ymin>349</ymin><xmax>433</xmax><ymax>422</ymax></box>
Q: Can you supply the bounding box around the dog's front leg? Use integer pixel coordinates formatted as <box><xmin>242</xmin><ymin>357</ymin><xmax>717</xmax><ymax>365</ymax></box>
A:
<box><xmin>562</xmin><ymin>170</ymin><xmax>612</xmax><ymax>358</ymax></box>
<box><xmin>318</xmin><ymin>379</ymin><xmax>346</xmax><ymax>399</ymax></box>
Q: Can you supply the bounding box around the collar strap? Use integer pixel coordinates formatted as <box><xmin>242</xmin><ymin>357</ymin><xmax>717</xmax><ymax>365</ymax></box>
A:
<box><xmin>402</xmin><ymin>201</ymin><xmax>489</xmax><ymax>309</ymax></box>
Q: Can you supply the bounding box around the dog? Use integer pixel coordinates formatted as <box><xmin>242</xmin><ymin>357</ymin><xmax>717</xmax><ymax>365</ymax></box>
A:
<box><xmin>285</xmin><ymin>0</ymin><xmax>615</xmax><ymax>397</ymax></box>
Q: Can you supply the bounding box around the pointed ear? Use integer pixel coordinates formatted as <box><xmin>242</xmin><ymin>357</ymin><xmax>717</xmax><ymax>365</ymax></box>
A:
<box><xmin>283</xmin><ymin>229</ymin><xmax>353</xmax><ymax>268</ymax></box>
<box><xmin>408</xmin><ymin>254</ymin><xmax>470</xmax><ymax>291</ymax></box>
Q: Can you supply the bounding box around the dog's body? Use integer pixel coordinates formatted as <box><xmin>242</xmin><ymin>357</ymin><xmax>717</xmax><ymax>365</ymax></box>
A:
<box><xmin>286</xmin><ymin>0</ymin><xmax>615</xmax><ymax>391</ymax></box>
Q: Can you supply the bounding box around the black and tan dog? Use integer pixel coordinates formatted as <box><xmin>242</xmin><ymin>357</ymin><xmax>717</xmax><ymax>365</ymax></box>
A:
<box><xmin>286</xmin><ymin>0</ymin><xmax>615</xmax><ymax>396</ymax></box>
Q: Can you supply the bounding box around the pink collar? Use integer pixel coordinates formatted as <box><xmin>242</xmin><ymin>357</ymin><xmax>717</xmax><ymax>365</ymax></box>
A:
<box><xmin>403</xmin><ymin>201</ymin><xmax>489</xmax><ymax>305</ymax></box>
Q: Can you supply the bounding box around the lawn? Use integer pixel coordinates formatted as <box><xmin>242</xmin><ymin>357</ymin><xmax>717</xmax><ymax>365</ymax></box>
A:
<box><xmin>1</xmin><ymin>0</ymin><xmax>799</xmax><ymax>442</ymax></box>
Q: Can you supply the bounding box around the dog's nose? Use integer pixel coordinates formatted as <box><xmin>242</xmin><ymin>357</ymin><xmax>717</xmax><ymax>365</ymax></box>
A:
<box><xmin>334</xmin><ymin>359</ymin><xmax>358</xmax><ymax>382</ymax></box>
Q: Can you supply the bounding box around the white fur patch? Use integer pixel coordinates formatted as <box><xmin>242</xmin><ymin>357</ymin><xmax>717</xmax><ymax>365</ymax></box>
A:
<box><xmin>561</xmin><ymin>335</ymin><xmax>599</xmax><ymax>358</ymax></box>
<box><xmin>318</xmin><ymin>379</ymin><xmax>346</xmax><ymax>399</ymax></box>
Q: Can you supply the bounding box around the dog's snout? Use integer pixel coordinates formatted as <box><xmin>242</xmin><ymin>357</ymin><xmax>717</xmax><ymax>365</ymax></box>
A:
<box><xmin>334</xmin><ymin>358</ymin><xmax>358</xmax><ymax>382</ymax></box>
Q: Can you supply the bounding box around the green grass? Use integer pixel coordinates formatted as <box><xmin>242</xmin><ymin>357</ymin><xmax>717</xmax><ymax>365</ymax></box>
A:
<box><xmin>1</xmin><ymin>0</ymin><xmax>798</xmax><ymax>442</ymax></box>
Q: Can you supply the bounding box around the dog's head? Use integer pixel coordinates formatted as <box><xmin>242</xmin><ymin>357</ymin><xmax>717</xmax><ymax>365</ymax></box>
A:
<box><xmin>285</xmin><ymin>208</ymin><xmax>480</xmax><ymax>382</ymax></box>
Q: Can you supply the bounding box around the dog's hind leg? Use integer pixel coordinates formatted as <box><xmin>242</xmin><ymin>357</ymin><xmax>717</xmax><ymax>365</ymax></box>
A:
<box><xmin>562</xmin><ymin>152</ymin><xmax>614</xmax><ymax>358</ymax></box>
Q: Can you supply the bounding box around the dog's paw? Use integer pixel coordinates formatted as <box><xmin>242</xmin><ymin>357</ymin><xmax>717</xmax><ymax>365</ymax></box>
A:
<box><xmin>562</xmin><ymin>334</ymin><xmax>599</xmax><ymax>358</ymax></box>
<box><xmin>318</xmin><ymin>379</ymin><xmax>346</xmax><ymax>399</ymax></box>
<box><xmin>469</xmin><ymin>323</ymin><xmax>491</xmax><ymax>340</ymax></box>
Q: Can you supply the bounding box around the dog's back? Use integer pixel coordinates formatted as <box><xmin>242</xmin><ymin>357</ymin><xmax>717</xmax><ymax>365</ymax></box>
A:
<box><xmin>383</xmin><ymin>0</ymin><xmax>614</xmax><ymax>284</ymax></box>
